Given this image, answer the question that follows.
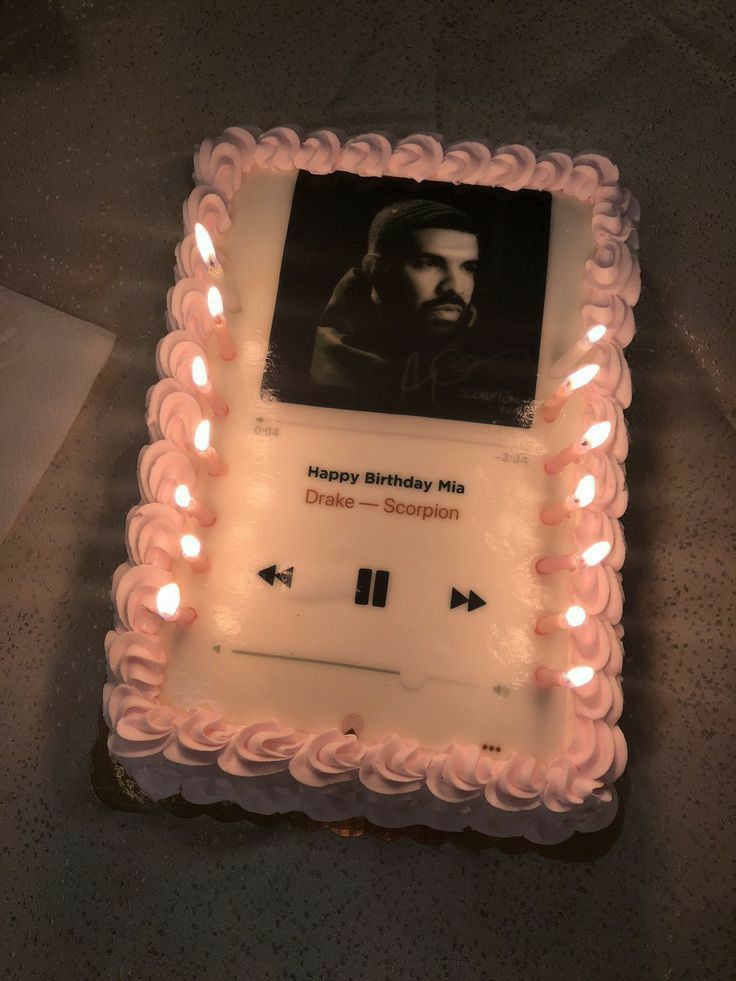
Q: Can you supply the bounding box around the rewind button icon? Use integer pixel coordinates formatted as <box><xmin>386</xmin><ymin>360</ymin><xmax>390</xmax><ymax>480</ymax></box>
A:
<box><xmin>258</xmin><ymin>564</ymin><xmax>294</xmax><ymax>588</ymax></box>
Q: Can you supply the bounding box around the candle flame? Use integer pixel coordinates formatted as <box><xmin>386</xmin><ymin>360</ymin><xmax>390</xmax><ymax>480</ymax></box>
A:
<box><xmin>174</xmin><ymin>484</ymin><xmax>192</xmax><ymax>508</ymax></box>
<box><xmin>566</xmin><ymin>363</ymin><xmax>600</xmax><ymax>391</ymax></box>
<box><xmin>156</xmin><ymin>582</ymin><xmax>181</xmax><ymax>618</ymax></box>
<box><xmin>564</xmin><ymin>605</ymin><xmax>587</xmax><ymax>628</ymax></box>
<box><xmin>180</xmin><ymin>534</ymin><xmax>201</xmax><ymax>558</ymax></box>
<box><xmin>207</xmin><ymin>285</ymin><xmax>224</xmax><ymax>318</ymax></box>
<box><xmin>585</xmin><ymin>324</ymin><xmax>607</xmax><ymax>344</ymax></box>
<box><xmin>194</xmin><ymin>223</ymin><xmax>217</xmax><ymax>267</ymax></box>
<box><xmin>581</xmin><ymin>540</ymin><xmax>612</xmax><ymax>567</ymax></box>
<box><xmin>191</xmin><ymin>355</ymin><xmax>208</xmax><ymax>388</ymax></box>
<box><xmin>573</xmin><ymin>474</ymin><xmax>596</xmax><ymax>508</ymax></box>
<box><xmin>194</xmin><ymin>419</ymin><xmax>211</xmax><ymax>452</ymax></box>
<box><xmin>564</xmin><ymin>665</ymin><xmax>595</xmax><ymax>688</ymax></box>
<box><xmin>580</xmin><ymin>421</ymin><xmax>612</xmax><ymax>449</ymax></box>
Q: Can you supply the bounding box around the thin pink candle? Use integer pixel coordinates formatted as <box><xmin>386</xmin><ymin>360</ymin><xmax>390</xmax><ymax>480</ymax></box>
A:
<box><xmin>180</xmin><ymin>534</ymin><xmax>209</xmax><ymax>573</ymax></box>
<box><xmin>536</xmin><ymin>540</ymin><xmax>611</xmax><ymax>576</ymax></box>
<box><xmin>207</xmin><ymin>286</ymin><xmax>236</xmax><ymax>361</ymax></box>
<box><xmin>191</xmin><ymin>355</ymin><xmax>228</xmax><ymax>418</ymax></box>
<box><xmin>541</xmin><ymin>364</ymin><xmax>600</xmax><ymax>423</ymax></box>
<box><xmin>173</xmin><ymin>483</ymin><xmax>216</xmax><ymax>526</ymax></box>
<box><xmin>544</xmin><ymin>421</ymin><xmax>612</xmax><ymax>475</ymax></box>
<box><xmin>193</xmin><ymin>419</ymin><xmax>224</xmax><ymax>477</ymax></box>
<box><xmin>535</xmin><ymin>664</ymin><xmax>595</xmax><ymax>690</ymax></box>
<box><xmin>194</xmin><ymin>222</ymin><xmax>223</xmax><ymax>276</ymax></box>
<box><xmin>535</xmin><ymin>604</ymin><xmax>587</xmax><ymax>636</ymax></box>
<box><xmin>548</xmin><ymin>324</ymin><xmax>608</xmax><ymax>378</ymax></box>
<box><xmin>540</xmin><ymin>474</ymin><xmax>596</xmax><ymax>525</ymax></box>
<box><xmin>154</xmin><ymin>582</ymin><xmax>197</xmax><ymax>625</ymax></box>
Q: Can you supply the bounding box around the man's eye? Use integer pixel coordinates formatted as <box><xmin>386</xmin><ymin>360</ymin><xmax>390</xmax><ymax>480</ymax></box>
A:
<box><xmin>412</xmin><ymin>258</ymin><xmax>437</xmax><ymax>269</ymax></box>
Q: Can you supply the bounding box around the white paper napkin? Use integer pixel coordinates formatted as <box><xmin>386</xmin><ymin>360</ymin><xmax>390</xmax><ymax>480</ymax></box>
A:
<box><xmin>0</xmin><ymin>286</ymin><xmax>115</xmax><ymax>542</ymax></box>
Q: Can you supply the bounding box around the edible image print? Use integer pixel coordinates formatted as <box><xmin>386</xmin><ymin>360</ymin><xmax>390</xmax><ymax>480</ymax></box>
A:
<box><xmin>261</xmin><ymin>170</ymin><xmax>551</xmax><ymax>427</ymax></box>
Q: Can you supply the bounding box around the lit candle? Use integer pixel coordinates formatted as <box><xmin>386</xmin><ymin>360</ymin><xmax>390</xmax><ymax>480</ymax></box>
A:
<box><xmin>155</xmin><ymin>581</ymin><xmax>197</xmax><ymax>625</ymax></box>
<box><xmin>535</xmin><ymin>604</ymin><xmax>587</xmax><ymax>635</ymax></box>
<box><xmin>541</xmin><ymin>364</ymin><xmax>601</xmax><ymax>422</ymax></box>
<box><xmin>548</xmin><ymin>324</ymin><xmax>608</xmax><ymax>378</ymax></box>
<box><xmin>180</xmin><ymin>533</ymin><xmax>209</xmax><ymax>573</ymax></box>
<box><xmin>194</xmin><ymin>222</ymin><xmax>222</xmax><ymax>275</ymax></box>
<box><xmin>173</xmin><ymin>483</ymin><xmax>216</xmax><ymax>526</ymax></box>
<box><xmin>544</xmin><ymin>421</ymin><xmax>612</xmax><ymax>475</ymax></box>
<box><xmin>191</xmin><ymin>355</ymin><xmax>228</xmax><ymax>418</ymax></box>
<box><xmin>540</xmin><ymin>474</ymin><xmax>596</xmax><ymax>525</ymax></box>
<box><xmin>193</xmin><ymin>419</ymin><xmax>224</xmax><ymax>476</ymax></box>
<box><xmin>535</xmin><ymin>664</ymin><xmax>595</xmax><ymax>690</ymax></box>
<box><xmin>207</xmin><ymin>286</ymin><xmax>236</xmax><ymax>361</ymax></box>
<box><xmin>535</xmin><ymin>539</ymin><xmax>612</xmax><ymax>576</ymax></box>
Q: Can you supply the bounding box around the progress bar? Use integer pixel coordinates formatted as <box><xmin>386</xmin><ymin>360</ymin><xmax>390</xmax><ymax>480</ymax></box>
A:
<box><xmin>232</xmin><ymin>648</ymin><xmax>400</xmax><ymax>677</ymax></box>
<box><xmin>230</xmin><ymin>648</ymin><xmax>479</xmax><ymax>688</ymax></box>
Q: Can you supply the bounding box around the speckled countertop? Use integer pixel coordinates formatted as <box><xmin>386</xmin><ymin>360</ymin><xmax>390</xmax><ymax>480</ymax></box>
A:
<box><xmin>1</xmin><ymin>2</ymin><xmax>734</xmax><ymax>978</ymax></box>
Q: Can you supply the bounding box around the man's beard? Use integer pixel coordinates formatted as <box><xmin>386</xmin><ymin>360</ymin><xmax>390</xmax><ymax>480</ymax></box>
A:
<box><xmin>414</xmin><ymin>292</ymin><xmax>470</xmax><ymax>338</ymax></box>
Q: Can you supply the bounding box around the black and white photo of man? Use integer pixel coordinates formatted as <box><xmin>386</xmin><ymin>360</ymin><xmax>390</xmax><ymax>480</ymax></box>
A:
<box><xmin>261</xmin><ymin>171</ymin><xmax>551</xmax><ymax>428</ymax></box>
<box><xmin>311</xmin><ymin>200</ymin><xmax>480</xmax><ymax>404</ymax></box>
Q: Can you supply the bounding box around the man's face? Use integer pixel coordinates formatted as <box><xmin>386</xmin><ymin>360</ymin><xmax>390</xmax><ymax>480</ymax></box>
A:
<box><xmin>376</xmin><ymin>227</ymin><xmax>479</xmax><ymax>336</ymax></box>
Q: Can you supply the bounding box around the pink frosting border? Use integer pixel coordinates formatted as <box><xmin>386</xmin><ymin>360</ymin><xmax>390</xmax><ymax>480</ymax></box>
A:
<box><xmin>104</xmin><ymin>125</ymin><xmax>639</xmax><ymax>818</ymax></box>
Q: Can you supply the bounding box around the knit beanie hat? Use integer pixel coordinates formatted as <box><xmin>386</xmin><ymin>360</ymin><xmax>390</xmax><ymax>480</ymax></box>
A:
<box><xmin>367</xmin><ymin>199</ymin><xmax>476</xmax><ymax>256</ymax></box>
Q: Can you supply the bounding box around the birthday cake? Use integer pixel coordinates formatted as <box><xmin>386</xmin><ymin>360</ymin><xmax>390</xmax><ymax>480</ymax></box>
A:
<box><xmin>104</xmin><ymin>126</ymin><xmax>639</xmax><ymax>842</ymax></box>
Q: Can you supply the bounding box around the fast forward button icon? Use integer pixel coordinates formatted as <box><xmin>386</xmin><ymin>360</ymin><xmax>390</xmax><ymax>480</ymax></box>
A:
<box><xmin>450</xmin><ymin>587</ymin><xmax>487</xmax><ymax>612</ymax></box>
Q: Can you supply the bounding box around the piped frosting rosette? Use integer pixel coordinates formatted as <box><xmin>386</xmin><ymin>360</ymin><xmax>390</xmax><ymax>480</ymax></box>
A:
<box><xmin>125</xmin><ymin>502</ymin><xmax>185</xmax><ymax>569</ymax></box>
<box><xmin>585</xmin><ymin>394</ymin><xmax>629</xmax><ymax>463</ymax></box>
<box><xmin>183</xmin><ymin>184</ymin><xmax>231</xmax><ymax>239</ymax></box>
<box><xmin>162</xmin><ymin>709</ymin><xmax>238</xmax><ymax>766</ymax></box>
<box><xmin>336</xmin><ymin>132</ymin><xmax>393</xmax><ymax>177</ymax></box>
<box><xmin>174</xmin><ymin>234</ymin><xmax>213</xmax><ymax>287</ymax></box>
<box><xmin>167</xmin><ymin>279</ymin><xmax>212</xmax><ymax>342</ymax></box>
<box><xmin>288</xmin><ymin>728</ymin><xmax>365</xmax><ymax>787</ymax></box>
<box><xmin>425</xmin><ymin>745</ymin><xmax>496</xmax><ymax>803</ymax></box>
<box><xmin>585</xmin><ymin>237</ymin><xmax>640</xmax><ymax>306</ymax></box>
<box><xmin>104</xmin><ymin>682</ymin><xmax>179</xmax><ymax>759</ymax></box>
<box><xmin>254</xmin><ymin>125</ymin><xmax>304</xmax><ymax>171</ymax></box>
<box><xmin>194</xmin><ymin>125</ymin><xmax>261</xmax><ymax>197</ymax></box>
<box><xmin>434</xmin><ymin>141</ymin><xmax>491</xmax><ymax>185</ymax></box>
<box><xmin>573</xmin><ymin>509</ymin><xmax>626</xmax><ymax>570</ymax></box>
<box><xmin>155</xmin><ymin>330</ymin><xmax>205</xmax><ymax>391</ymax></box>
<box><xmin>105</xmin><ymin>630</ymin><xmax>167</xmax><ymax>693</ymax></box>
<box><xmin>146</xmin><ymin>378</ymin><xmax>204</xmax><ymax>448</ymax></box>
<box><xmin>572</xmin><ymin>668</ymin><xmax>623</xmax><ymax>724</ymax></box>
<box><xmin>527</xmin><ymin>151</ymin><xmax>575</xmax><ymax>191</ymax></box>
<box><xmin>484</xmin><ymin>755</ymin><xmax>544</xmax><ymax>812</ymax></box>
<box><xmin>138</xmin><ymin>439</ymin><xmax>199</xmax><ymax>508</ymax></box>
<box><xmin>482</xmin><ymin>144</ymin><xmax>538</xmax><ymax>191</ymax></box>
<box><xmin>386</xmin><ymin>133</ymin><xmax>445</xmax><ymax>181</ymax></box>
<box><xmin>582</xmin><ymin>293</ymin><xmax>636</xmax><ymax>349</ymax></box>
<box><xmin>104</xmin><ymin>125</ymin><xmax>638</xmax><ymax>819</ymax></box>
<box><xmin>112</xmin><ymin>561</ymin><xmax>175</xmax><ymax>635</ymax></box>
<box><xmin>585</xmin><ymin>341</ymin><xmax>632</xmax><ymax>408</ymax></box>
<box><xmin>171</xmin><ymin>245</ymin><xmax>240</xmax><ymax>316</ymax></box>
<box><xmin>570</xmin><ymin>619</ymin><xmax>624</xmax><ymax>672</ymax></box>
<box><xmin>574</xmin><ymin>451</ymin><xmax>628</xmax><ymax>517</ymax></box>
<box><xmin>219</xmin><ymin>722</ymin><xmax>308</xmax><ymax>777</ymax></box>
<box><xmin>358</xmin><ymin>735</ymin><xmax>431</xmax><ymax>795</ymax></box>
<box><xmin>294</xmin><ymin>129</ymin><xmax>344</xmax><ymax>175</ymax></box>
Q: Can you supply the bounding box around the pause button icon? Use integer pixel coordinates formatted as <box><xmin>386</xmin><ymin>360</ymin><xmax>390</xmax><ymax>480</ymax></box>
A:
<box><xmin>354</xmin><ymin>568</ymin><xmax>390</xmax><ymax>608</ymax></box>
